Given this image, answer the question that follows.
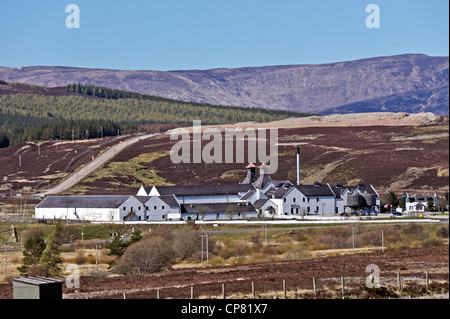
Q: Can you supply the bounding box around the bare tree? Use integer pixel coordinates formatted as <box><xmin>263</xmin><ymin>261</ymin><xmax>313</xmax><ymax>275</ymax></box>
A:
<box><xmin>225</xmin><ymin>205</ymin><xmax>237</xmax><ymax>220</ymax></box>
<box><xmin>113</xmin><ymin>236</ymin><xmax>175</xmax><ymax>275</ymax></box>
<box><xmin>172</xmin><ymin>227</ymin><xmax>201</xmax><ymax>260</ymax></box>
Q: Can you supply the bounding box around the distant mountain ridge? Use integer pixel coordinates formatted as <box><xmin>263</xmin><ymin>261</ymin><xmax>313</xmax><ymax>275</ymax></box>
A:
<box><xmin>0</xmin><ymin>54</ymin><xmax>448</xmax><ymax>115</ymax></box>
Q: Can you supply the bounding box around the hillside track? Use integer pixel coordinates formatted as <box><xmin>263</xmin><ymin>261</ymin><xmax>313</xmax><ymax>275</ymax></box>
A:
<box><xmin>37</xmin><ymin>133</ymin><xmax>157</xmax><ymax>196</ymax></box>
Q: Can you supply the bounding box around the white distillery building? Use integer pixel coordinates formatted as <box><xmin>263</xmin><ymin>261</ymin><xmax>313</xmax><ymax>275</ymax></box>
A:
<box><xmin>35</xmin><ymin>195</ymin><xmax>144</xmax><ymax>222</ymax></box>
<box><xmin>35</xmin><ymin>163</ymin><xmax>381</xmax><ymax>222</ymax></box>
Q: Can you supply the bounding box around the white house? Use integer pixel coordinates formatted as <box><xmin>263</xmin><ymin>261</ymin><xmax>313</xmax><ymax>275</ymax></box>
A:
<box><xmin>137</xmin><ymin>184</ymin><xmax>254</xmax><ymax>204</ymax></box>
<box><xmin>35</xmin><ymin>163</ymin><xmax>383</xmax><ymax>222</ymax></box>
<box><xmin>405</xmin><ymin>193</ymin><xmax>439</xmax><ymax>213</ymax></box>
<box><xmin>331</xmin><ymin>183</ymin><xmax>380</xmax><ymax>214</ymax></box>
<box><xmin>143</xmin><ymin>195</ymin><xmax>181</xmax><ymax>221</ymax></box>
<box><xmin>180</xmin><ymin>202</ymin><xmax>258</xmax><ymax>221</ymax></box>
<box><xmin>35</xmin><ymin>195</ymin><xmax>145</xmax><ymax>222</ymax></box>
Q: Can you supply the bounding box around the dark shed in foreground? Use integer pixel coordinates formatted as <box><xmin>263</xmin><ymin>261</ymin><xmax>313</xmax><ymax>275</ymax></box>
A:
<box><xmin>12</xmin><ymin>276</ymin><xmax>63</xmax><ymax>299</ymax></box>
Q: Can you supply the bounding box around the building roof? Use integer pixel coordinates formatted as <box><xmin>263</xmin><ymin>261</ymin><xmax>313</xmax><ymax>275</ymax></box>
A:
<box><xmin>132</xmin><ymin>195</ymin><xmax>180</xmax><ymax>207</ymax></box>
<box><xmin>265</xmin><ymin>186</ymin><xmax>294</xmax><ymax>199</ymax></box>
<box><xmin>133</xmin><ymin>196</ymin><xmax>151</xmax><ymax>204</ymax></box>
<box><xmin>253</xmin><ymin>165</ymin><xmax>274</xmax><ymax>189</ymax></box>
<box><xmin>140</xmin><ymin>186</ymin><xmax>153</xmax><ymax>195</ymax></box>
<box><xmin>158</xmin><ymin>195</ymin><xmax>180</xmax><ymax>207</ymax></box>
<box><xmin>273</xmin><ymin>180</ymin><xmax>294</xmax><ymax>188</ymax></box>
<box><xmin>12</xmin><ymin>276</ymin><xmax>62</xmax><ymax>286</ymax></box>
<box><xmin>181</xmin><ymin>202</ymin><xmax>255</xmax><ymax>214</ymax></box>
<box><xmin>242</xmin><ymin>166</ymin><xmax>258</xmax><ymax>184</ymax></box>
<box><xmin>36</xmin><ymin>195</ymin><xmax>131</xmax><ymax>209</ymax></box>
<box><xmin>153</xmin><ymin>184</ymin><xmax>254</xmax><ymax>197</ymax></box>
<box><xmin>330</xmin><ymin>184</ymin><xmax>379</xmax><ymax>198</ymax></box>
<box><xmin>252</xmin><ymin>199</ymin><xmax>269</xmax><ymax>209</ymax></box>
<box><xmin>240</xmin><ymin>189</ymin><xmax>256</xmax><ymax>200</ymax></box>
<box><xmin>295</xmin><ymin>183</ymin><xmax>335</xmax><ymax>197</ymax></box>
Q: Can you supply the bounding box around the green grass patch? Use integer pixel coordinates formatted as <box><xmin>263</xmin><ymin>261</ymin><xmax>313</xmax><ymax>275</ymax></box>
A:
<box><xmin>80</xmin><ymin>151</ymin><xmax>173</xmax><ymax>188</ymax></box>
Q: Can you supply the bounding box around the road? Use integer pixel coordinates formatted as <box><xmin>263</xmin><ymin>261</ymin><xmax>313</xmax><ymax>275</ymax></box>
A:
<box><xmin>38</xmin><ymin>133</ymin><xmax>157</xmax><ymax>196</ymax></box>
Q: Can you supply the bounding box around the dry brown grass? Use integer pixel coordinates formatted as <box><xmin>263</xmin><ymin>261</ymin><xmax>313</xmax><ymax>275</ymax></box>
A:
<box><xmin>0</xmin><ymin>248</ymin><xmax>114</xmax><ymax>283</ymax></box>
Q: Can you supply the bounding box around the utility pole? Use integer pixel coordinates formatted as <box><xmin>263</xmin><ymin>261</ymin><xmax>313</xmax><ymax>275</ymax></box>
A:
<box><xmin>264</xmin><ymin>220</ymin><xmax>267</xmax><ymax>244</ymax></box>
<box><xmin>201</xmin><ymin>234</ymin><xmax>204</xmax><ymax>261</ymax></box>
<box><xmin>296</xmin><ymin>146</ymin><xmax>300</xmax><ymax>185</ymax></box>
<box><xmin>351</xmin><ymin>226</ymin><xmax>356</xmax><ymax>249</ymax></box>
<box><xmin>206</xmin><ymin>232</ymin><xmax>209</xmax><ymax>262</ymax></box>
<box><xmin>4</xmin><ymin>244</ymin><xmax>7</xmax><ymax>278</ymax></box>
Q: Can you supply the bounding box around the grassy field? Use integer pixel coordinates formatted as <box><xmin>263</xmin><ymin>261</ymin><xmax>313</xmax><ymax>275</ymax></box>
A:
<box><xmin>1</xmin><ymin>220</ymin><xmax>447</xmax><ymax>283</ymax></box>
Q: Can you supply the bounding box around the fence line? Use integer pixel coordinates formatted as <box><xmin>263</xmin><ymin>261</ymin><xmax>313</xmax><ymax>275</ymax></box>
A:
<box><xmin>93</xmin><ymin>270</ymin><xmax>442</xmax><ymax>300</ymax></box>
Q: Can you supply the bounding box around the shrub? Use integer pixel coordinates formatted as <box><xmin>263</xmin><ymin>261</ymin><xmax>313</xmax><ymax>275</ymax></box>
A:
<box><xmin>362</xmin><ymin>230</ymin><xmax>382</xmax><ymax>247</ymax></box>
<box><xmin>84</xmin><ymin>269</ymin><xmax>108</xmax><ymax>277</ymax></box>
<box><xmin>218</xmin><ymin>240</ymin><xmax>252</xmax><ymax>259</ymax></box>
<box><xmin>86</xmin><ymin>254</ymin><xmax>97</xmax><ymax>265</ymax></box>
<box><xmin>208</xmin><ymin>257</ymin><xmax>225</xmax><ymax>267</ymax></box>
<box><xmin>295</xmin><ymin>233</ymin><xmax>311</xmax><ymax>242</ymax></box>
<box><xmin>421</xmin><ymin>237</ymin><xmax>443</xmax><ymax>248</ymax></box>
<box><xmin>313</xmin><ymin>234</ymin><xmax>350</xmax><ymax>250</ymax></box>
<box><xmin>250</xmin><ymin>235</ymin><xmax>262</xmax><ymax>247</ymax></box>
<box><xmin>436</xmin><ymin>226</ymin><xmax>449</xmax><ymax>239</ymax></box>
<box><xmin>172</xmin><ymin>227</ymin><xmax>201</xmax><ymax>261</ymax></box>
<box><xmin>228</xmin><ymin>257</ymin><xmax>246</xmax><ymax>266</ymax></box>
<box><xmin>113</xmin><ymin>236</ymin><xmax>175</xmax><ymax>275</ymax></box>
<box><xmin>321</xmin><ymin>226</ymin><xmax>352</xmax><ymax>238</ymax></box>
<box><xmin>402</xmin><ymin>223</ymin><xmax>429</xmax><ymax>240</ymax></box>
<box><xmin>22</xmin><ymin>228</ymin><xmax>44</xmax><ymax>243</ymax></box>
<box><xmin>287</xmin><ymin>243</ymin><xmax>313</xmax><ymax>260</ymax></box>
<box><xmin>74</xmin><ymin>250</ymin><xmax>87</xmax><ymax>265</ymax></box>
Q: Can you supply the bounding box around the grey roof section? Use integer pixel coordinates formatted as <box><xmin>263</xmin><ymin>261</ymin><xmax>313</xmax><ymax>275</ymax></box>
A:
<box><xmin>330</xmin><ymin>184</ymin><xmax>379</xmax><ymax>198</ymax></box>
<box><xmin>273</xmin><ymin>180</ymin><xmax>294</xmax><ymax>188</ymax></box>
<box><xmin>12</xmin><ymin>276</ymin><xmax>62</xmax><ymax>286</ymax></box>
<box><xmin>153</xmin><ymin>184</ymin><xmax>254</xmax><ymax>197</ymax></box>
<box><xmin>295</xmin><ymin>184</ymin><xmax>335</xmax><ymax>197</ymax></box>
<box><xmin>181</xmin><ymin>202</ymin><xmax>255</xmax><ymax>214</ymax></box>
<box><xmin>242</xmin><ymin>168</ymin><xmax>257</xmax><ymax>185</ymax></box>
<box><xmin>141</xmin><ymin>186</ymin><xmax>152</xmax><ymax>194</ymax></box>
<box><xmin>240</xmin><ymin>189</ymin><xmax>256</xmax><ymax>200</ymax></box>
<box><xmin>330</xmin><ymin>185</ymin><xmax>346</xmax><ymax>198</ymax></box>
<box><xmin>252</xmin><ymin>199</ymin><xmax>270</xmax><ymax>209</ymax></box>
<box><xmin>134</xmin><ymin>196</ymin><xmax>151</xmax><ymax>204</ymax></box>
<box><xmin>158</xmin><ymin>195</ymin><xmax>180</xmax><ymax>207</ymax></box>
<box><xmin>253</xmin><ymin>173</ymin><xmax>274</xmax><ymax>190</ymax></box>
<box><xmin>265</xmin><ymin>186</ymin><xmax>293</xmax><ymax>199</ymax></box>
<box><xmin>36</xmin><ymin>195</ymin><xmax>131</xmax><ymax>209</ymax></box>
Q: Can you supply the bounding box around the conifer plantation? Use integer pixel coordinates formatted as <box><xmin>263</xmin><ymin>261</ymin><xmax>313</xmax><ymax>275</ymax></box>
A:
<box><xmin>0</xmin><ymin>82</ymin><xmax>311</xmax><ymax>148</ymax></box>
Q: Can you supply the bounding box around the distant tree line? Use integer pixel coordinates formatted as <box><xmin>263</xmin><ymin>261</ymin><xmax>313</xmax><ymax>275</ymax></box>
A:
<box><xmin>0</xmin><ymin>83</ymin><xmax>313</xmax><ymax>148</ymax></box>
<box><xmin>0</xmin><ymin>119</ymin><xmax>121</xmax><ymax>146</ymax></box>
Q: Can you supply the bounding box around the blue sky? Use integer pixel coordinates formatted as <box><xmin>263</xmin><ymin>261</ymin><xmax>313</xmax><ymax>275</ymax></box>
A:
<box><xmin>0</xmin><ymin>0</ymin><xmax>448</xmax><ymax>70</ymax></box>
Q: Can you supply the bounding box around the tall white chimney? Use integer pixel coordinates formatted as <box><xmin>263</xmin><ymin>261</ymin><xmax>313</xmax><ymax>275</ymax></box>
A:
<box><xmin>297</xmin><ymin>146</ymin><xmax>300</xmax><ymax>185</ymax></box>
